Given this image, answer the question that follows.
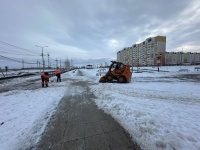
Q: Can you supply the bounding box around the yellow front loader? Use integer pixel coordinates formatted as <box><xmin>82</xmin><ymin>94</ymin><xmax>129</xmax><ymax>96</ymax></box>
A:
<box><xmin>99</xmin><ymin>61</ymin><xmax>132</xmax><ymax>83</ymax></box>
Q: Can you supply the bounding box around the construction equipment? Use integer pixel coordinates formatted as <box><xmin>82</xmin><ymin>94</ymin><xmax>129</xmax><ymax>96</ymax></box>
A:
<box><xmin>99</xmin><ymin>61</ymin><xmax>132</xmax><ymax>83</ymax></box>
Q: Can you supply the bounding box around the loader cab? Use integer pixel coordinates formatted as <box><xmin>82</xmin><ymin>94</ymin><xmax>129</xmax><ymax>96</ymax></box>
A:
<box><xmin>109</xmin><ymin>61</ymin><xmax>123</xmax><ymax>71</ymax></box>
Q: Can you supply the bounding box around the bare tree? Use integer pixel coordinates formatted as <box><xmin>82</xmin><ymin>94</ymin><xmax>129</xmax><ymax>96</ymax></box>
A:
<box><xmin>64</xmin><ymin>57</ymin><xmax>71</xmax><ymax>70</ymax></box>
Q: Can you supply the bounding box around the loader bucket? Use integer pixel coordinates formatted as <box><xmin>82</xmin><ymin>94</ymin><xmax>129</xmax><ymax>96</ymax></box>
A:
<box><xmin>99</xmin><ymin>76</ymin><xmax>106</xmax><ymax>83</ymax></box>
<box><xmin>126</xmin><ymin>72</ymin><xmax>132</xmax><ymax>83</ymax></box>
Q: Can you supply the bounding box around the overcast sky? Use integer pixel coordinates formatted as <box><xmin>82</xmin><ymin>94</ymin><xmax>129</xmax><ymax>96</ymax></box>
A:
<box><xmin>0</xmin><ymin>0</ymin><xmax>200</xmax><ymax>68</ymax></box>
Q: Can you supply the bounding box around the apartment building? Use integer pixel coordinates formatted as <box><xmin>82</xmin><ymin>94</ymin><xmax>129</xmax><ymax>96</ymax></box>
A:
<box><xmin>165</xmin><ymin>52</ymin><xmax>200</xmax><ymax>65</ymax></box>
<box><xmin>117</xmin><ymin>36</ymin><xmax>200</xmax><ymax>66</ymax></box>
<box><xmin>117</xmin><ymin>36</ymin><xmax>166</xmax><ymax>66</ymax></box>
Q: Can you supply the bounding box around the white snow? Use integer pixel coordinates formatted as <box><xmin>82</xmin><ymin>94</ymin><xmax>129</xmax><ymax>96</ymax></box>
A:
<box><xmin>0</xmin><ymin>66</ymin><xmax>200</xmax><ymax>150</ymax></box>
<box><xmin>0</xmin><ymin>69</ymin><xmax>55</xmax><ymax>78</ymax></box>
<box><xmin>82</xmin><ymin>66</ymin><xmax>200</xmax><ymax>150</ymax></box>
<box><xmin>0</xmin><ymin>79</ymin><xmax>68</xmax><ymax>150</ymax></box>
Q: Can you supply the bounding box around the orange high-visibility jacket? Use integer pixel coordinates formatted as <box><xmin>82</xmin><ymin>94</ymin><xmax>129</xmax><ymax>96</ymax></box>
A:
<box><xmin>41</xmin><ymin>73</ymin><xmax>50</xmax><ymax>79</ymax></box>
<box><xmin>55</xmin><ymin>69</ymin><xmax>61</xmax><ymax>75</ymax></box>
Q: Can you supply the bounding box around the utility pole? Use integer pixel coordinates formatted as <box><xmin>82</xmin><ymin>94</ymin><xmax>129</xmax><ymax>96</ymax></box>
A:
<box><xmin>5</xmin><ymin>66</ymin><xmax>8</xmax><ymax>76</ymax></box>
<box><xmin>137</xmin><ymin>48</ymin><xmax>139</xmax><ymax>72</ymax></box>
<box><xmin>47</xmin><ymin>53</ymin><xmax>50</xmax><ymax>69</ymax></box>
<box><xmin>22</xmin><ymin>59</ymin><xmax>24</xmax><ymax>69</ymax></box>
<box><xmin>39</xmin><ymin>61</ymin><xmax>41</xmax><ymax>73</ymax></box>
<box><xmin>180</xmin><ymin>46</ymin><xmax>183</xmax><ymax>69</ymax></box>
<box><xmin>35</xmin><ymin>45</ymin><xmax>48</xmax><ymax>72</ymax></box>
<box><xmin>180</xmin><ymin>46</ymin><xmax>183</xmax><ymax>65</ymax></box>
<box><xmin>55</xmin><ymin>58</ymin><xmax>58</xmax><ymax>69</ymax></box>
<box><xmin>71</xmin><ymin>59</ymin><xmax>73</xmax><ymax>69</ymax></box>
<box><xmin>156</xmin><ymin>53</ymin><xmax>162</xmax><ymax>72</ymax></box>
<box><xmin>60</xmin><ymin>58</ymin><xmax>61</xmax><ymax>69</ymax></box>
<box><xmin>37</xmin><ymin>60</ymin><xmax>38</xmax><ymax>68</ymax></box>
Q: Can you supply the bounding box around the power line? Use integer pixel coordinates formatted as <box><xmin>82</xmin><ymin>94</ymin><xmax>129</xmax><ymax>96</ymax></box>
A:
<box><xmin>0</xmin><ymin>46</ymin><xmax>40</xmax><ymax>56</ymax></box>
<box><xmin>0</xmin><ymin>50</ymin><xmax>39</xmax><ymax>56</ymax></box>
<box><xmin>0</xmin><ymin>54</ymin><xmax>37</xmax><ymax>64</ymax></box>
<box><xmin>0</xmin><ymin>54</ymin><xmax>22</xmax><ymax>63</ymax></box>
<box><xmin>0</xmin><ymin>46</ymin><xmax>23</xmax><ymax>53</ymax></box>
<box><xmin>24</xmin><ymin>61</ymin><xmax>37</xmax><ymax>64</ymax></box>
<box><xmin>0</xmin><ymin>40</ymin><xmax>40</xmax><ymax>55</ymax></box>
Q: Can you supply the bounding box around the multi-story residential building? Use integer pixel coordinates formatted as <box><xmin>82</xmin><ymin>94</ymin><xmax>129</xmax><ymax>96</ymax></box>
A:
<box><xmin>166</xmin><ymin>52</ymin><xmax>183</xmax><ymax>65</ymax></box>
<box><xmin>165</xmin><ymin>52</ymin><xmax>200</xmax><ymax>65</ymax></box>
<box><xmin>117</xmin><ymin>35</ymin><xmax>166</xmax><ymax>66</ymax></box>
<box><xmin>117</xmin><ymin>35</ymin><xmax>200</xmax><ymax>66</ymax></box>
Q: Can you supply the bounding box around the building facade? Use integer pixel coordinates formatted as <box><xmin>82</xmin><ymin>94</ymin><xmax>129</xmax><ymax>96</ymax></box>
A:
<box><xmin>165</xmin><ymin>52</ymin><xmax>200</xmax><ymax>65</ymax></box>
<box><xmin>117</xmin><ymin>36</ymin><xmax>200</xmax><ymax>66</ymax></box>
<box><xmin>117</xmin><ymin>36</ymin><xmax>166</xmax><ymax>66</ymax></box>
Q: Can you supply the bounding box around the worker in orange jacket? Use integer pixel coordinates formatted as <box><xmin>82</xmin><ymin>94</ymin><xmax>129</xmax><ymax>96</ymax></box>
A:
<box><xmin>55</xmin><ymin>69</ymin><xmax>61</xmax><ymax>82</ymax></box>
<box><xmin>41</xmin><ymin>72</ymin><xmax>50</xmax><ymax>87</ymax></box>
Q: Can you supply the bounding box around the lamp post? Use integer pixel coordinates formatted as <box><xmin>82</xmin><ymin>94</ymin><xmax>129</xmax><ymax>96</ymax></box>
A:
<box><xmin>137</xmin><ymin>48</ymin><xmax>139</xmax><ymax>72</ymax></box>
<box><xmin>38</xmin><ymin>61</ymin><xmax>41</xmax><ymax>73</ymax></box>
<box><xmin>156</xmin><ymin>53</ymin><xmax>162</xmax><ymax>72</ymax></box>
<box><xmin>180</xmin><ymin>46</ymin><xmax>183</xmax><ymax>66</ymax></box>
<box><xmin>35</xmin><ymin>45</ymin><xmax>48</xmax><ymax>72</ymax></box>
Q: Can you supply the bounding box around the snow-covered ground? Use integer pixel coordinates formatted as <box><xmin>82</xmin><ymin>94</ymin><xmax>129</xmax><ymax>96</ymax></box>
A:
<box><xmin>0</xmin><ymin>71</ymin><xmax>74</xmax><ymax>149</ymax></box>
<box><xmin>0</xmin><ymin>69</ymin><xmax>56</xmax><ymax>78</ymax></box>
<box><xmin>84</xmin><ymin>66</ymin><xmax>200</xmax><ymax>150</ymax></box>
<box><xmin>0</xmin><ymin>65</ymin><xmax>200</xmax><ymax>150</ymax></box>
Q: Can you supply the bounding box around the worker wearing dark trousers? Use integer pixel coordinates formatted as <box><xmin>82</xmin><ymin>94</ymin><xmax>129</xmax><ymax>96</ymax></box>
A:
<box><xmin>55</xmin><ymin>69</ymin><xmax>61</xmax><ymax>82</ymax></box>
<box><xmin>41</xmin><ymin>72</ymin><xmax>50</xmax><ymax>87</ymax></box>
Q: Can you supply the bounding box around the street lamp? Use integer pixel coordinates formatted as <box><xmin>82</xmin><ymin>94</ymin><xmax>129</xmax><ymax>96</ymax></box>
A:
<box><xmin>155</xmin><ymin>53</ymin><xmax>162</xmax><ymax>72</ymax></box>
<box><xmin>137</xmin><ymin>48</ymin><xmax>139</xmax><ymax>72</ymax></box>
<box><xmin>35</xmin><ymin>45</ymin><xmax>48</xmax><ymax>72</ymax></box>
<box><xmin>180</xmin><ymin>46</ymin><xmax>183</xmax><ymax>66</ymax></box>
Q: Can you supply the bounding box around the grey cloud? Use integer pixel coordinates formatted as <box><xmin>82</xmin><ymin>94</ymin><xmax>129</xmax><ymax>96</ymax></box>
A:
<box><xmin>0</xmin><ymin>0</ymin><xmax>200</xmax><ymax>68</ymax></box>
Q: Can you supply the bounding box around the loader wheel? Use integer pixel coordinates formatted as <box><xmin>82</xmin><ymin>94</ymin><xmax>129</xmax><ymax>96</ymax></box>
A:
<box><xmin>106</xmin><ymin>74</ymin><xmax>113</xmax><ymax>82</ymax></box>
<box><xmin>117</xmin><ymin>76</ymin><xmax>126</xmax><ymax>83</ymax></box>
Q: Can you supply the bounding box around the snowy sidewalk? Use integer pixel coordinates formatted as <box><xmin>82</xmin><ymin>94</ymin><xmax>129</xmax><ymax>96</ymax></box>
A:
<box><xmin>36</xmin><ymin>80</ymin><xmax>140</xmax><ymax>150</ymax></box>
